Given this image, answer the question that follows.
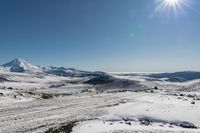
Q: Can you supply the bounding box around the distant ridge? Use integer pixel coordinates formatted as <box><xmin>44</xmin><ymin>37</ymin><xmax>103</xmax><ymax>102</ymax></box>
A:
<box><xmin>0</xmin><ymin>58</ymin><xmax>106</xmax><ymax>77</ymax></box>
<box><xmin>1</xmin><ymin>58</ymin><xmax>200</xmax><ymax>81</ymax></box>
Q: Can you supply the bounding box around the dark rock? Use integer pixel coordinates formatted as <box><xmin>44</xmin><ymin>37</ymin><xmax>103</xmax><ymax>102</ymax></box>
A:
<box><xmin>159</xmin><ymin>124</ymin><xmax>164</xmax><ymax>127</ymax></box>
<box><xmin>154</xmin><ymin>86</ymin><xmax>158</xmax><ymax>90</ymax></box>
<box><xmin>7</xmin><ymin>87</ymin><xmax>13</xmax><ymax>90</ymax></box>
<box><xmin>125</xmin><ymin>121</ymin><xmax>131</xmax><ymax>125</ymax></box>
<box><xmin>45</xmin><ymin>121</ymin><xmax>77</xmax><ymax>133</ymax></box>
<box><xmin>0</xmin><ymin>77</ymin><xmax>9</xmax><ymax>82</ymax></box>
<box><xmin>179</xmin><ymin>121</ymin><xmax>197</xmax><ymax>129</ymax></box>
<box><xmin>41</xmin><ymin>93</ymin><xmax>54</xmax><ymax>99</ymax></box>
<box><xmin>187</xmin><ymin>94</ymin><xmax>196</xmax><ymax>98</ymax></box>
<box><xmin>139</xmin><ymin>118</ymin><xmax>152</xmax><ymax>126</ymax></box>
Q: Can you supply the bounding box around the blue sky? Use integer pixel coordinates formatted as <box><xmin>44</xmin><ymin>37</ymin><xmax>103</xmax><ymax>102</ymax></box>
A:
<box><xmin>0</xmin><ymin>0</ymin><xmax>200</xmax><ymax>72</ymax></box>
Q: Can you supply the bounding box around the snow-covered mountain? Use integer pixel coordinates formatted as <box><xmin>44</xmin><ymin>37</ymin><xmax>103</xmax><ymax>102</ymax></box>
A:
<box><xmin>0</xmin><ymin>58</ymin><xmax>104</xmax><ymax>77</ymax></box>
<box><xmin>1</xmin><ymin>58</ymin><xmax>42</xmax><ymax>73</ymax></box>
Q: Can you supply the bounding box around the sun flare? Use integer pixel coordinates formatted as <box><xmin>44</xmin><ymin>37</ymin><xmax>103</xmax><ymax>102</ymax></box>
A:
<box><xmin>155</xmin><ymin>0</ymin><xmax>190</xmax><ymax>14</ymax></box>
<box><xmin>164</xmin><ymin>0</ymin><xmax>183</xmax><ymax>7</ymax></box>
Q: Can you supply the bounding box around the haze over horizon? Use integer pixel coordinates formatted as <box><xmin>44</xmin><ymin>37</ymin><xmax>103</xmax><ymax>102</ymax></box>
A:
<box><xmin>0</xmin><ymin>0</ymin><xmax>200</xmax><ymax>72</ymax></box>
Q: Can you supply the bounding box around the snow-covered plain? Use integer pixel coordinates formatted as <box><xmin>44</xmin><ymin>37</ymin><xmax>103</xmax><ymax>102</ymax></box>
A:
<box><xmin>0</xmin><ymin>59</ymin><xmax>200</xmax><ymax>133</ymax></box>
<box><xmin>73</xmin><ymin>92</ymin><xmax>200</xmax><ymax>133</ymax></box>
<box><xmin>0</xmin><ymin>71</ymin><xmax>200</xmax><ymax>133</ymax></box>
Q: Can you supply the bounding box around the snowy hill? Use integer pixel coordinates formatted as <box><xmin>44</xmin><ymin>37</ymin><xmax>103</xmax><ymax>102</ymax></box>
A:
<box><xmin>148</xmin><ymin>71</ymin><xmax>200</xmax><ymax>82</ymax></box>
<box><xmin>43</xmin><ymin>66</ymin><xmax>96</xmax><ymax>77</ymax></box>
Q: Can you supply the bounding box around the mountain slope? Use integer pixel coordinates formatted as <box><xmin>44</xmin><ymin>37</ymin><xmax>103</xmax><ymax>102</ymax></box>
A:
<box><xmin>44</xmin><ymin>66</ymin><xmax>107</xmax><ymax>77</ymax></box>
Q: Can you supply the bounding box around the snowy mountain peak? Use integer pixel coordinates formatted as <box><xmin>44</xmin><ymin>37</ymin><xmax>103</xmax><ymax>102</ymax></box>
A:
<box><xmin>1</xmin><ymin>58</ymin><xmax>41</xmax><ymax>73</ymax></box>
<box><xmin>3</xmin><ymin>58</ymin><xmax>28</xmax><ymax>66</ymax></box>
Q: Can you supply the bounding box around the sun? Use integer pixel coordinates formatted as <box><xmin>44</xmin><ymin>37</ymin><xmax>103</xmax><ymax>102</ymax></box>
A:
<box><xmin>149</xmin><ymin>0</ymin><xmax>192</xmax><ymax>19</ymax></box>
<box><xmin>164</xmin><ymin>0</ymin><xmax>183</xmax><ymax>7</ymax></box>
<box><xmin>155</xmin><ymin>0</ymin><xmax>189</xmax><ymax>13</ymax></box>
